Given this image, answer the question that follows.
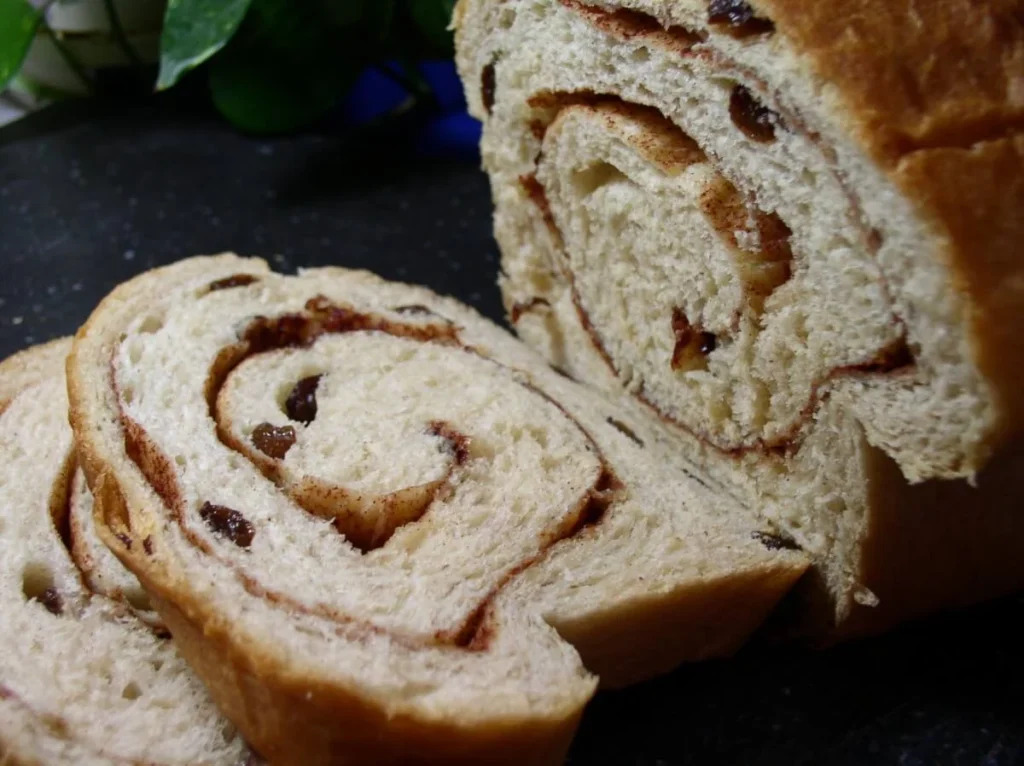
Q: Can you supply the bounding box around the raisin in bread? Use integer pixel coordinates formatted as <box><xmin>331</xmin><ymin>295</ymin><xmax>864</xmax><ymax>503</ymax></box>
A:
<box><xmin>0</xmin><ymin>339</ymin><xmax>251</xmax><ymax>766</ymax></box>
<box><xmin>68</xmin><ymin>254</ymin><xmax>808</xmax><ymax>766</ymax></box>
<box><xmin>455</xmin><ymin>0</ymin><xmax>1024</xmax><ymax>635</ymax></box>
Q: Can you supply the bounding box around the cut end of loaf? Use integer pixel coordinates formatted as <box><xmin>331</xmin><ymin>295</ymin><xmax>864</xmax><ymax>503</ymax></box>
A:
<box><xmin>458</xmin><ymin>0</ymin><xmax>1007</xmax><ymax>483</ymax></box>
<box><xmin>65</xmin><ymin>253</ymin><xmax>810</xmax><ymax>765</ymax></box>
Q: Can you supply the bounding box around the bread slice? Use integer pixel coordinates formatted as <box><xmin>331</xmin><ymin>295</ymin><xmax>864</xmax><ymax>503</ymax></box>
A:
<box><xmin>0</xmin><ymin>339</ymin><xmax>250</xmax><ymax>766</ymax></box>
<box><xmin>454</xmin><ymin>0</ymin><xmax>1024</xmax><ymax>634</ymax></box>
<box><xmin>455</xmin><ymin>0</ymin><xmax>1024</xmax><ymax>481</ymax></box>
<box><xmin>67</xmin><ymin>254</ymin><xmax>808</xmax><ymax>766</ymax></box>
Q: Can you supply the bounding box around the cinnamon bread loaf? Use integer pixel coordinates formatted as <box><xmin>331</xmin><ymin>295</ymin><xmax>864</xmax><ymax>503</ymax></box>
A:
<box><xmin>67</xmin><ymin>254</ymin><xmax>808</xmax><ymax>766</ymax></box>
<box><xmin>454</xmin><ymin>0</ymin><xmax>1024</xmax><ymax>634</ymax></box>
<box><xmin>0</xmin><ymin>339</ymin><xmax>250</xmax><ymax>765</ymax></box>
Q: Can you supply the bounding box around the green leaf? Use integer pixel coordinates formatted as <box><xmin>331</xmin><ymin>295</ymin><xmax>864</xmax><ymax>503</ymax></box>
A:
<box><xmin>208</xmin><ymin>40</ymin><xmax>356</xmax><ymax>134</ymax></box>
<box><xmin>156</xmin><ymin>0</ymin><xmax>253</xmax><ymax>90</ymax></box>
<box><xmin>408</xmin><ymin>0</ymin><xmax>456</xmax><ymax>56</ymax></box>
<box><xmin>207</xmin><ymin>0</ymin><xmax>387</xmax><ymax>133</ymax></box>
<box><xmin>0</xmin><ymin>0</ymin><xmax>41</xmax><ymax>92</ymax></box>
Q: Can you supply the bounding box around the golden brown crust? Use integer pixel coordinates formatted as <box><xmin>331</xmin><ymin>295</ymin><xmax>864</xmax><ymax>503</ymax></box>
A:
<box><xmin>892</xmin><ymin>135</ymin><xmax>1024</xmax><ymax>452</ymax></box>
<box><xmin>148</xmin><ymin>590</ymin><xmax>581</xmax><ymax>766</ymax></box>
<box><xmin>754</xmin><ymin>0</ymin><xmax>1024</xmax><ymax>159</ymax></box>
<box><xmin>838</xmin><ymin>438</ymin><xmax>1024</xmax><ymax>638</ymax></box>
<box><xmin>762</xmin><ymin>434</ymin><xmax>1024</xmax><ymax>642</ymax></box>
<box><xmin>558</xmin><ymin>562</ymin><xmax>807</xmax><ymax>687</ymax></box>
<box><xmin>755</xmin><ymin>0</ymin><xmax>1024</xmax><ymax>448</ymax></box>
<box><xmin>0</xmin><ymin>338</ymin><xmax>73</xmax><ymax>408</ymax></box>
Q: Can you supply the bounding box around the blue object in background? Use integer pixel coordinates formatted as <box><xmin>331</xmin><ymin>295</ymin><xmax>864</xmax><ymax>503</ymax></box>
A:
<box><xmin>337</xmin><ymin>59</ymin><xmax>481</xmax><ymax>160</ymax></box>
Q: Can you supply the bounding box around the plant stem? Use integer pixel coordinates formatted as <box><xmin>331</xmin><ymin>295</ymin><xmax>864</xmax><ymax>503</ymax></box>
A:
<box><xmin>101</xmin><ymin>0</ymin><xmax>144</xmax><ymax>68</ymax></box>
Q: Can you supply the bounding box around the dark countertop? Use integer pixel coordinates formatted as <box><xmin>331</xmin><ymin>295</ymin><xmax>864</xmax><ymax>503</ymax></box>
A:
<box><xmin>1</xmin><ymin>99</ymin><xmax>1022</xmax><ymax>766</ymax></box>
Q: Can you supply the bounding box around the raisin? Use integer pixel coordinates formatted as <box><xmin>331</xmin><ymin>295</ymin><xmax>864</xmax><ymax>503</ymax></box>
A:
<box><xmin>729</xmin><ymin>85</ymin><xmax>780</xmax><ymax>143</ymax></box>
<box><xmin>671</xmin><ymin>309</ymin><xmax>715</xmax><ymax>371</ymax></box>
<box><xmin>143</xmin><ymin>536</ymin><xmax>154</xmax><ymax>555</ymax></box>
<box><xmin>428</xmin><ymin>421</ymin><xmax>471</xmax><ymax>465</ymax></box>
<box><xmin>39</xmin><ymin>587</ymin><xmax>63</xmax><ymax>616</ymax></box>
<box><xmin>481</xmin><ymin>60</ymin><xmax>497</xmax><ymax>115</ymax></box>
<box><xmin>699</xmin><ymin>332</ymin><xmax>718</xmax><ymax>355</ymax></box>
<box><xmin>200</xmin><ymin>502</ymin><xmax>255</xmax><ymax>549</ymax></box>
<box><xmin>708</xmin><ymin>0</ymin><xmax>774</xmax><ymax>37</ymax></box>
<box><xmin>285</xmin><ymin>375</ymin><xmax>322</xmax><ymax>425</ymax></box>
<box><xmin>208</xmin><ymin>274</ymin><xmax>259</xmax><ymax>292</ymax></box>
<box><xmin>752</xmin><ymin>531</ymin><xmax>801</xmax><ymax>551</ymax></box>
<box><xmin>251</xmin><ymin>422</ymin><xmax>297</xmax><ymax>460</ymax></box>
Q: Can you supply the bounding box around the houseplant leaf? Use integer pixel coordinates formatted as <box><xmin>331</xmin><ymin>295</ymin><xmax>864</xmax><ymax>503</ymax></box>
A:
<box><xmin>0</xmin><ymin>0</ymin><xmax>41</xmax><ymax>91</ymax></box>
<box><xmin>156</xmin><ymin>0</ymin><xmax>252</xmax><ymax>90</ymax></box>
<box><xmin>208</xmin><ymin>0</ymin><xmax>359</xmax><ymax>133</ymax></box>
<box><xmin>209</xmin><ymin>46</ymin><xmax>357</xmax><ymax>133</ymax></box>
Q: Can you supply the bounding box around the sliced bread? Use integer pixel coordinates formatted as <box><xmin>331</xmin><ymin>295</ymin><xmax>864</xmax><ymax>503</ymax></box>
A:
<box><xmin>0</xmin><ymin>339</ymin><xmax>251</xmax><ymax>766</ymax></box>
<box><xmin>67</xmin><ymin>254</ymin><xmax>808</xmax><ymax>766</ymax></box>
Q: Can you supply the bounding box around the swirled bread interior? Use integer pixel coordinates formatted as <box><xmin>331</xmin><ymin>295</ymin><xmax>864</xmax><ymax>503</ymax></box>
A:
<box><xmin>68</xmin><ymin>254</ymin><xmax>808</xmax><ymax>766</ymax></box>
<box><xmin>456</xmin><ymin>0</ymin><xmax>1024</xmax><ymax>481</ymax></box>
<box><xmin>455</xmin><ymin>0</ymin><xmax>1024</xmax><ymax>634</ymax></box>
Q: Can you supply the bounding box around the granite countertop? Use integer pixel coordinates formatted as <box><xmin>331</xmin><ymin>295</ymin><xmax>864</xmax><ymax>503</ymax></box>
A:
<box><xmin>1</xmin><ymin>99</ymin><xmax>1022</xmax><ymax>766</ymax></box>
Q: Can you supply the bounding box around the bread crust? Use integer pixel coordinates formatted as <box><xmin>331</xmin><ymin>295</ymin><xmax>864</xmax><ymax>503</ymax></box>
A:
<box><xmin>0</xmin><ymin>337</ymin><xmax>73</xmax><ymax>407</ymax></box>
<box><xmin>754</xmin><ymin>0</ymin><xmax>1024</xmax><ymax>458</ymax></box>
<box><xmin>891</xmin><ymin>135</ymin><xmax>1024</xmax><ymax>454</ymax></box>
<box><xmin>753</xmin><ymin>0</ymin><xmax>1024</xmax><ymax>158</ymax></box>
<box><xmin>764</xmin><ymin>7</ymin><xmax>1024</xmax><ymax>617</ymax></box>
<box><xmin>839</xmin><ymin>437</ymin><xmax>1024</xmax><ymax>638</ymax></box>
<box><xmin>149</xmin><ymin>590</ymin><xmax>582</xmax><ymax>766</ymax></box>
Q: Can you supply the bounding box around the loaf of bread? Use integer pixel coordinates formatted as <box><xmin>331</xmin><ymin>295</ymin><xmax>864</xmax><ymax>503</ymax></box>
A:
<box><xmin>68</xmin><ymin>254</ymin><xmax>808</xmax><ymax>766</ymax></box>
<box><xmin>455</xmin><ymin>0</ymin><xmax>1024</xmax><ymax>634</ymax></box>
<box><xmin>0</xmin><ymin>340</ymin><xmax>250</xmax><ymax>765</ymax></box>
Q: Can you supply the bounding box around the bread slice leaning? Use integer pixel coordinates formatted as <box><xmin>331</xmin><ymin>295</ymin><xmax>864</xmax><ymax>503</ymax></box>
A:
<box><xmin>454</xmin><ymin>0</ymin><xmax>1024</xmax><ymax>636</ymax></box>
<box><xmin>67</xmin><ymin>254</ymin><xmax>808</xmax><ymax>766</ymax></box>
<box><xmin>0</xmin><ymin>340</ymin><xmax>252</xmax><ymax>766</ymax></box>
